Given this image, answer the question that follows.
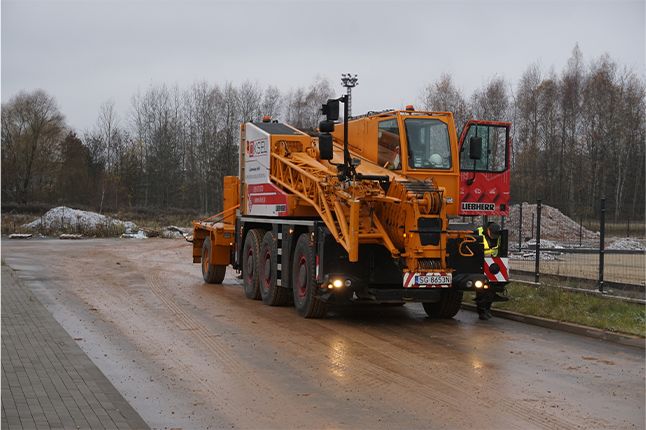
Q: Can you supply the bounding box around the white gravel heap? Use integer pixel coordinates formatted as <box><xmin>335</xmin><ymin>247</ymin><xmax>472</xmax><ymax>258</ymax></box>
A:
<box><xmin>507</xmin><ymin>203</ymin><xmax>599</xmax><ymax>241</ymax></box>
<box><xmin>23</xmin><ymin>206</ymin><xmax>137</xmax><ymax>231</ymax></box>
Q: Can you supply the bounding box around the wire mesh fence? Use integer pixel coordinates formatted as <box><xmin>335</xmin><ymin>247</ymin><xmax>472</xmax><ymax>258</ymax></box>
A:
<box><xmin>508</xmin><ymin>199</ymin><xmax>645</xmax><ymax>300</ymax></box>
<box><xmin>461</xmin><ymin>198</ymin><xmax>646</xmax><ymax>300</ymax></box>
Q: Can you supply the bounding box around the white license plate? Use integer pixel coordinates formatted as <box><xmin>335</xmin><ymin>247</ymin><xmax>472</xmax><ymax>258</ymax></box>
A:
<box><xmin>416</xmin><ymin>274</ymin><xmax>452</xmax><ymax>286</ymax></box>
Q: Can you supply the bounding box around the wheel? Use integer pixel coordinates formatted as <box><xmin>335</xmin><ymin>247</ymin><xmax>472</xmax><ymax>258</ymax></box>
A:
<box><xmin>201</xmin><ymin>237</ymin><xmax>227</xmax><ymax>284</ymax></box>
<box><xmin>292</xmin><ymin>234</ymin><xmax>328</xmax><ymax>318</ymax></box>
<box><xmin>422</xmin><ymin>291</ymin><xmax>463</xmax><ymax>318</ymax></box>
<box><xmin>243</xmin><ymin>229</ymin><xmax>264</xmax><ymax>300</ymax></box>
<box><xmin>259</xmin><ymin>231</ymin><xmax>291</xmax><ymax>306</ymax></box>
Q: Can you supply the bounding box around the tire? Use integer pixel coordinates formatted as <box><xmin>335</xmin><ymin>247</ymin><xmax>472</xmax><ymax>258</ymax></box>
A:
<box><xmin>422</xmin><ymin>291</ymin><xmax>463</xmax><ymax>318</ymax></box>
<box><xmin>243</xmin><ymin>229</ymin><xmax>264</xmax><ymax>300</ymax></box>
<box><xmin>292</xmin><ymin>234</ymin><xmax>328</xmax><ymax>318</ymax></box>
<box><xmin>201</xmin><ymin>237</ymin><xmax>227</xmax><ymax>284</ymax></box>
<box><xmin>259</xmin><ymin>231</ymin><xmax>291</xmax><ymax>306</ymax></box>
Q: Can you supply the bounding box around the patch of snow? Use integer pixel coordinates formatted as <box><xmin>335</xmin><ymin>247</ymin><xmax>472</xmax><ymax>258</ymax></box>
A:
<box><xmin>162</xmin><ymin>226</ymin><xmax>190</xmax><ymax>239</ymax></box>
<box><xmin>59</xmin><ymin>234</ymin><xmax>83</xmax><ymax>240</ymax></box>
<box><xmin>525</xmin><ymin>238</ymin><xmax>564</xmax><ymax>249</ymax></box>
<box><xmin>606</xmin><ymin>238</ymin><xmax>646</xmax><ymax>251</ymax></box>
<box><xmin>121</xmin><ymin>229</ymin><xmax>147</xmax><ymax>239</ymax></box>
<box><xmin>509</xmin><ymin>251</ymin><xmax>563</xmax><ymax>261</ymax></box>
<box><xmin>22</xmin><ymin>206</ymin><xmax>136</xmax><ymax>231</ymax></box>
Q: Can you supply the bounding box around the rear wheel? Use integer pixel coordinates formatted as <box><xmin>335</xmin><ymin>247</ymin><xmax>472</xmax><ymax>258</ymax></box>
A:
<box><xmin>422</xmin><ymin>291</ymin><xmax>463</xmax><ymax>318</ymax></box>
<box><xmin>243</xmin><ymin>229</ymin><xmax>264</xmax><ymax>300</ymax></box>
<box><xmin>201</xmin><ymin>237</ymin><xmax>226</xmax><ymax>284</ymax></box>
<box><xmin>292</xmin><ymin>234</ymin><xmax>328</xmax><ymax>318</ymax></box>
<box><xmin>260</xmin><ymin>231</ymin><xmax>291</xmax><ymax>306</ymax></box>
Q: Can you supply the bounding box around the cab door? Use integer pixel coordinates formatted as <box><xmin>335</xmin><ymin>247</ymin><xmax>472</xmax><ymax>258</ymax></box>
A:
<box><xmin>458</xmin><ymin>120</ymin><xmax>511</xmax><ymax>216</ymax></box>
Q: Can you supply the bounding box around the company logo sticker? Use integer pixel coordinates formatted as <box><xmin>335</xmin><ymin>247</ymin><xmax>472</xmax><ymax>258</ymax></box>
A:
<box><xmin>248</xmin><ymin>138</ymin><xmax>268</xmax><ymax>157</ymax></box>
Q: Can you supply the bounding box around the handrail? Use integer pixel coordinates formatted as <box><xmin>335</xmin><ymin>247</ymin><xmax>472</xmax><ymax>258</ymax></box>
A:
<box><xmin>200</xmin><ymin>204</ymin><xmax>240</xmax><ymax>223</ymax></box>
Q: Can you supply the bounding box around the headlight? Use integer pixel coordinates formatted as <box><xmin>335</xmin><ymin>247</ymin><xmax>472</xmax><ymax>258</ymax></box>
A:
<box><xmin>333</xmin><ymin>279</ymin><xmax>343</xmax><ymax>288</ymax></box>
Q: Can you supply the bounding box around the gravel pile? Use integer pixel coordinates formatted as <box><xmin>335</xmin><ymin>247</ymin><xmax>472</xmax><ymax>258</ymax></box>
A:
<box><xmin>507</xmin><ymin>203</ymin><xmax>599</xmax><ymax>241</ymax></box>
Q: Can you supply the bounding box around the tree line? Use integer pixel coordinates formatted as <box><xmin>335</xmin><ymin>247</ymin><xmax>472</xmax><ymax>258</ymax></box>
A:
<box><xmin>2</xmin><ymin>46</ymin><xmax>644</xmax><ymax>221</ymax></box>
<box><xmin>419</xmin><ymin>45</ymin><xmax>645</xmax><ymax>221</ymax></box>
<box><xmin>2</xmin><ymin>76</ymin><xmax>335</xmax><ymax>215</ymax></box>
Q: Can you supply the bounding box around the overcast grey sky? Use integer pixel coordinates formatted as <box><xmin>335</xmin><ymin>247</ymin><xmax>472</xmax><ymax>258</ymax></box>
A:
<box><xmin>2</xmin><ymin>0</ymin><xmax>644</xmax><ymax>131</ymax></box>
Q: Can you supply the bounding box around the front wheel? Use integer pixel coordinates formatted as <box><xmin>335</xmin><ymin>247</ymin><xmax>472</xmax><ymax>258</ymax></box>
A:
<box><xmin>292</xmin><ymin>234</ymin><xmax>328</xmax><ymax>318</ymax></box>
<box><xmin>201</xmin><ymin>237</ymin><xmax>226</xmax><ymax>284</ymax></box>
<box><xmin>422</xmin><ymin>291</ymin><xmax>463</xmax><ymax>318</ymax></box>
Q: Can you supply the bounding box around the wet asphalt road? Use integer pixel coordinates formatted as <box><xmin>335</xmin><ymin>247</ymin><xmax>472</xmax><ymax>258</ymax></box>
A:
<box><xmin>2</xmin><ymin>237</ymin><xmax>644</xmax><ymax>429</ymax></box>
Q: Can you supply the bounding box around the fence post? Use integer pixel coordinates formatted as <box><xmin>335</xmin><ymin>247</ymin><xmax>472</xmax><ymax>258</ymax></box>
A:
<box><xmin>579</xmin><ymin>215</ymin><xmax>583</xmax><ymax>247</ymax></box>
<box><xmin>598</xmin><ymin>198</ymin><xmax>605</xmax><ymax>292</ymax></box>
<box><xmin>535</xmin><ymin>199</ymin><xmax>541</xmax><ymax>284</ymax></box>
<box><xmin>519</xmin><ymin>204</ymin><xmax>523</xmax><ymax>251</ymax></box>
<box><xmin>627</xmin><ymin>216</ymin><xmax>630</xmax><ymax>238</ymax></box>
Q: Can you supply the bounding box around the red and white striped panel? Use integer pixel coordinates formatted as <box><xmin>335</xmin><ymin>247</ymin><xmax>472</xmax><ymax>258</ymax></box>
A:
<box><xmin>484</xmin><ymin>257</ymin><xmax>509</xmax><ymax>282</ymax></box>
<box><xmin>403</xmin><ymin>272</ymin><xmax>452</xmax><ymax>288</ymax></box>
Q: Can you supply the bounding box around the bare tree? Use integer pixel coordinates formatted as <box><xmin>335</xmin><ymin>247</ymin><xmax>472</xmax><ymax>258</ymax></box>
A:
<box><xmin>1</xmin><ymin>89</ymin><xmax>67</xmax><ymax>204</ymax></box>
<box><xmin>239</xmin><ymin>80</ymin><xmax>262</xmax><ymax>123</ymax></box>
<box><xmin>558</xmin><ymin>43</ymin><xmax>585</xmax><ymax>214</ymax></box>
<box><xmin>284</xmin><ymin>87</ymin><xmax>308</xmax><ymax>131</ymax></box>
<box><xmin>304</xmin><ymin>75</ymin><xmax>335</xmax><ymax>131</ymax></box>
<box><xmin>261</xmin><ymin>85</ymin><xmax>282</xmax><ymax>122</ymax></box>
<box><xmin>418</xmin><ymin>72</ymin><xmax>470</xmax><ymax>129</ymax></box>
<box><xmin>469</xmin><ymin>75</ymin><xmax>511</xmax><ymax>171</ymax></box>
<box><xmin>511</xmin><ymin>62</ymin><xmax>545</xmax><ymax>201</ymax></box>
<box><xmin>87</xmin><ymin>98</ymin><xmax>125</xmax><ymax>211</ymax></box>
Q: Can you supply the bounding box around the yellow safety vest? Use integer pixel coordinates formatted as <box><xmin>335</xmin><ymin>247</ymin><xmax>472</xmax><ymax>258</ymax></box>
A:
<box><xmin>477</xmin><ymin>227</ymin><xmax>499</xmax><ymax>257</ymax></box>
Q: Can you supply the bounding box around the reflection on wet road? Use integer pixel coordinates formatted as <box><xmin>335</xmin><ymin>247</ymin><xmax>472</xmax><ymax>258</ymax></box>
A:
<box><xmin>3</xmin><ymin>238</ymin><xmax>644</xmax><ymax>429</ymax></box>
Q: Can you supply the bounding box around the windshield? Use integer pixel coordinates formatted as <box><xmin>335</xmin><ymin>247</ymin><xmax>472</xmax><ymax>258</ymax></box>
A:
<box><xmin>404</xmin><ymin>118</ymin><xmax>452</xmax><ymax>170</ymax></box>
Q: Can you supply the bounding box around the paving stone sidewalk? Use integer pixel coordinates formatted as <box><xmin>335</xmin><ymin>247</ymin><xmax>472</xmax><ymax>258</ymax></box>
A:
<box><xmin>1</xmin><ymin>265</ymin><xmax>150</xmax><ymax>430</ymax></box>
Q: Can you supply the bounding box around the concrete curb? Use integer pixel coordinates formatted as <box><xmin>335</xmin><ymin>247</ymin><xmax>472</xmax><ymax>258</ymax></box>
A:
<box><xmin>461</xmin><ymin>303</ymin><xmax>645</xmax><ymax>350</ymax></box>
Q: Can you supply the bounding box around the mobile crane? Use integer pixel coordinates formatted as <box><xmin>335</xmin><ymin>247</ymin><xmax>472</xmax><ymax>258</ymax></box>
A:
<box><xmin>192</xmin><ymin>96</ymin><xmax>510</xmax><ymax>318</ymax></box>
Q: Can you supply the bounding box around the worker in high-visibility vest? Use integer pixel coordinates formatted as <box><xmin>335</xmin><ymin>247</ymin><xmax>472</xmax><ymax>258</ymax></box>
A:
<box><xmin>475</xmin><ymin>222</ymin><xmax>507</xmax><ymax>320</ymax></box>
<box><xmin>477</xmin><ymin>223</ymin><xmax>501</xmax><ymax>257</ymax></box>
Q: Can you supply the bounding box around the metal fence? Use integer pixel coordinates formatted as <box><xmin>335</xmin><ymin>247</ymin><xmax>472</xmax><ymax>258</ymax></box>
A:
<box><xmin>507</xmin><ymin>199</ymin><xmax>645</xmax><ymax>300</ymax></box>
<box><xmin>461</xmin><ymin>198</ymin><xmax>646</xmax><ymax>299</ymax></box>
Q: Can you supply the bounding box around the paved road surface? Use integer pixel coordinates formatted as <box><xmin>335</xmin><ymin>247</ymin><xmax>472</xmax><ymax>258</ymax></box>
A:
<box><xmin>2</xmin><ymin>238</ymin><xmax>644</xmax><ymax>429</ymax></box>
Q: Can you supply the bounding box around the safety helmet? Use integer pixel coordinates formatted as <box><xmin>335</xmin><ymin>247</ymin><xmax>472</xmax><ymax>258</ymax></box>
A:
<box><xmin>429</xmin><ymin>154</ymin><xmax>442</xmax><ymax>166</ymax></box>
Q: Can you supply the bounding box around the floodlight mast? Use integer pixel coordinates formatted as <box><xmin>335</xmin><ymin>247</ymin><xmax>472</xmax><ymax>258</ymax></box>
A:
<box><xmin>341</xmin><ymin>74</ymin><xmax>358</xmax><ymax>117</ymax></box>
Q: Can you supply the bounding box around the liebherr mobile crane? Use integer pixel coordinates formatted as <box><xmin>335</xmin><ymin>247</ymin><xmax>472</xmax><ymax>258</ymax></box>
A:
<box><xmin>192</xmin><ymin>96</ymin><xmax>511</xmax><ymax>318</ymax></box>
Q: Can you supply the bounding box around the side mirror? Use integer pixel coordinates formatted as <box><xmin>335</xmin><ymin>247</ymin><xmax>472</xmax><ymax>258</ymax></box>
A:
<box><xmin>319</xmin><ymin>133</ymin><xmax>334</xmax><ymax>160</ymax></box>
<box><xmin>469</xmin><ymin>136</ymin><xmax>482</xmax><ymax>160</ymax></box>
<box><xmin>322</xmin><ymin>99</ymin><xmax>340</xmax><ymax>122</ymax></box>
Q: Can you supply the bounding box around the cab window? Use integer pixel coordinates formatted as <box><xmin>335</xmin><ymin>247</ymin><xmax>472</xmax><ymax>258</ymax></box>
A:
<box><xmin>404</xmin><ymin>118</ymin><xmax>452</xmax><ymax>170</ymax></box>
<box><xmin>459</xmin><ymin>124</ymin><xmax>508</xmax><ymax>172</ymax></box>
<box><xmin>378</xmin><ymin>118</ymin><xmax>401</xmax><ymax>170</ymax></box>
